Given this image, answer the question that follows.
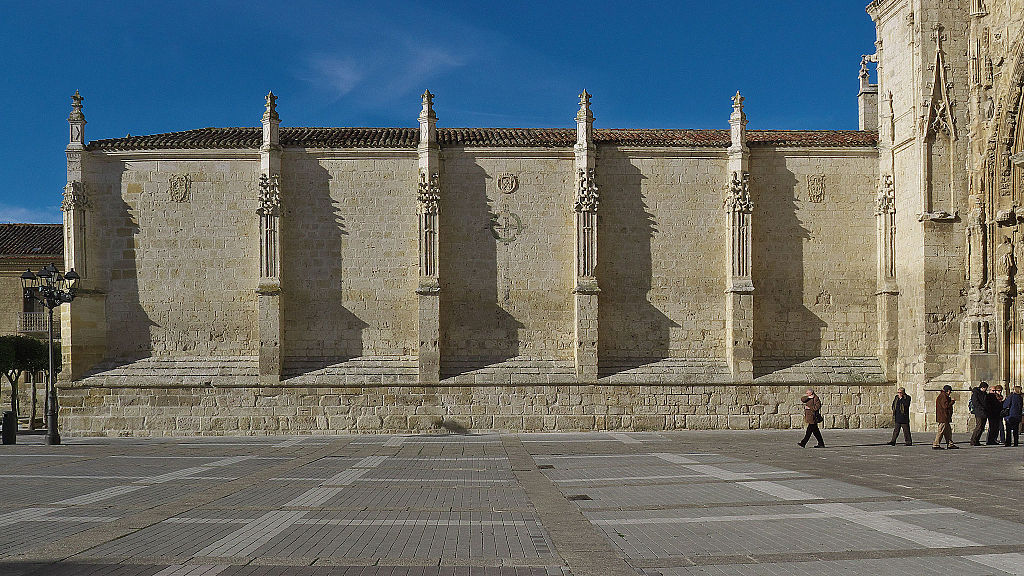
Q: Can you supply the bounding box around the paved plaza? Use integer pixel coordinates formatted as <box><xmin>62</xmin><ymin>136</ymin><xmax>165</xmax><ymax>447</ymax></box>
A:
<box><xmin>0</xmin><ymin>430</ymin><xmax>1022</xmax><ymax>575</ymax></box>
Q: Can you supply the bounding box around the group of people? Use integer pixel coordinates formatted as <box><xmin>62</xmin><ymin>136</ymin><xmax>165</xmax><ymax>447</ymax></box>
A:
<box><xmin>794</xmin><ymin>383</ymin><xmax>1024</xmax><ymax>449</ymax></box>
<box><xmin>967</xmin><ymin>382</ymin><xmax>1022</xmax><ymax>447</ymax></box>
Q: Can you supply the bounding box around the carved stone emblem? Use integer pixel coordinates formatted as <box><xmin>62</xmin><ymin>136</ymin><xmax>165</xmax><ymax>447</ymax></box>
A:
<box><xmin>169</xmin><ymin>174</ymin><xmax>192</xmax><ymax>203</ymax></box>
<box><xmin>417</xmin><ymin>170</ymin><xmax>440</xmax><ymax>213</ymax></box>
<box><xmin>814</xmin><ymin>288</ymin><xmax>833</xmax><ymax>309</ymax></box>
<box><xmin>807</xmin><ymin>174</ymin><xmax>826</xmax><ymax>203</ymax></box>
<box><xmin>258</xmin><ymin>174</ymin><xmax>280</xmax><ymax>216</ymax></box>
<box><xmin>725</xmin><ymin>172</ymin><xmax>752</xmax><ymax>213</ymax></box>
<box><xmin>496</xmin><ymin>173</ymin><xmax>518</xmax><ymax>194</ymax></box>
<box><xmin>875</xmin><ymin>174</ymin><xmax>895</xmax><ymax>215</ymax></box>
<box><xmin>61</xmin><ymin>181</ymin><xmax>89</xmax><ymax>212</ymax></box>
<box><xmin>575</xmin><ymin>168</ymin><xmax>599</xmax><ymax>212</ymax></box>
<box><xmin>489</xmin><ymin>209</ymin><xmax>524</xmax><ymax>244</ymax></box>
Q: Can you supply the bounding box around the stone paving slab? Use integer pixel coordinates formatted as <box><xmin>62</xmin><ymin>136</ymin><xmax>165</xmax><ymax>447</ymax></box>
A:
<box><xmin>0</xmin><ymin>430</ymin><xmax>1022</xmax><ymax>575</ymax></box>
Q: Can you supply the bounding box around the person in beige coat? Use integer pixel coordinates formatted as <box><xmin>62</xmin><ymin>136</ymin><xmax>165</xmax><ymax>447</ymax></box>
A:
<box><xmin>798</xmin><ymin>389</ymin><xmax>825</xmax><ymax>448</ymax></box>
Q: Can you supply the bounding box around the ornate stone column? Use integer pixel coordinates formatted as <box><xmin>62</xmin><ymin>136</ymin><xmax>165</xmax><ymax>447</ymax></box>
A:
<box><xmin>725</xmin><ymin>92</ymin><xmax>753</xmax><ymax>382</ymax></box>
<box><xmin>61</xmin><ymin>90</ymin><xmax>105</xmax><ymax>379</ymax></box>
<box><xmin>573</xmin><ymin>91</ymin><xmax>599</xmax><ymax>383</ymax></box>
<box><xmin>257</xmin><ymin>92</ymin><xmax>283</xmax><ymax>384</ymax></box>
<box><xmin>416</xmin><ymin>90</ymin><xmax>441</xmax><ymax>384</ymax></box>
<box><xmin>876</xmin><ymin>174</ymin><xmax>899</xmax><ymax>379</ymax></box>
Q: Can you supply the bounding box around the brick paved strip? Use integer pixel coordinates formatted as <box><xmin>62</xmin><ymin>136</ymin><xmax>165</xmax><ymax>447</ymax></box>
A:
<box><xmin>502</xmin><ymin>434</ymin><xmax>638</xmax><ymax>576</ymax></box>
<box><xmin>152</xmin><ymin>564</ymin><xmax>231</xmax><ymax>576</ymax></box>
<box><xmin>196</xmin><ymin>510</ymin><xmax>308</xmax><ymax>557</ymax></box>
<box><xmin>964</xmin><ymin>552</ymin><xmax>1024</xmax><ymax>574</ymax></box>
<box><xmin>806</xmin><ymin>502</ymin><xmax>980</xmax><ymax>548</ymax></box>
<box><xmin>4</xmin><ymin>438</ymin><xmax>355</xmax><ymax>568</ymax></box>
<box><xmin>627</xmin><ymin>543</ymin><xmax>1024</xmax><ymax>569</ymax></box>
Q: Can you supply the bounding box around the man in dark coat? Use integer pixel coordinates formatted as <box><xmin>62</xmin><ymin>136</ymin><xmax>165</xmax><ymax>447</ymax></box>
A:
<box><xmin>932</xmin><ymin>385</ymin><xmax>958</xmax><ymax>449</ymax></box>
<box><xmin>969</xmin><ymin>381</ymin><xmax>989</xmax><ymax>446</ymax></box>
<box><xmin>986</xmin><ymin>386</ymin><xmax>1004</xmax><ymax>445</ymax></box>
<box><xmin>888</xmin><ymin>387</ymin><xmax>912</xmax><ymax>445</ymax></box>
<box><xmin>1004</xmin><ymin>385</ymin><xmax>1022</xmax><ymax>447</ymax></box>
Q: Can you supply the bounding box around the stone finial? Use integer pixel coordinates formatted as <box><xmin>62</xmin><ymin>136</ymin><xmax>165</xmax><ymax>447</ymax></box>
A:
<box><xmin>68</xmin><ymin>90</ymin><xmax>86</xmax><ymax>146</ymax></box>
<box><xmin>577</xmin><ymin>90</ymin><xmax>592</xmax><ymax>117</ymax></box>
<box><xmin>932</xmin><ymin>23</ymin><xmax>945</xmax><ymax>52</ymax></box>
<box><xmin>69</xmin><ymin>90</ymin><xmax>85</xmax><ymax>122</ymax></box>
<box><xmin>575</xmin><ymin>90</ymin><xmax>594</xmax><ymax>150</ymax></box>
<box><xmin>729</xmin><ymin>91</ymin><xmax>747</xmax><ymax>153</ymax></box>
<box><xmin>263</xmin><ymin>91</ymin><xmax>279</xmax><ymax>122</ymax></box>
<box><xmin>420</xmin><ymin>90</ymin><xmax>436</xmax><ymax>119</ymax></box>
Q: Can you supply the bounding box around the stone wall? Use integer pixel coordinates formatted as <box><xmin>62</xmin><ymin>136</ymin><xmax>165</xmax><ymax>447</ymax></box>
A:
<box><xmin>281</xmin><ymin>152</ymin><xmax>420</xmax><ymax>364</ymax></box>
<box><xmin>59</xmin><ymin>380</ymin><xmax>894</xmax><ymax>436</ymax></box>
<box><xmin>88</xmin><ymin>156</ymin><xmax>260</xmax><ymax>360</ymax></box>
<box><xmin>751</xmin><ymin>149</ymin><xmax>879</xmax><ymax>364</ymax></box>
<box><xmin>597</xmin><ymin>148</ymin><xmax>727</xmax><ymax>364</ymax></box>
<box><xmin>439</xmin><ymin>149</ymin><xmax>575</xmax><ymax>368</ymax></box>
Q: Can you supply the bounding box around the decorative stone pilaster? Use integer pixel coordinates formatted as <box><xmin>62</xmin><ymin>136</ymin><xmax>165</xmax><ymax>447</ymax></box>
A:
<box><xmin>61</xmin><ymin>90</ymin><xmax>106</xmax><ymax>379</ymax></box>
<box><xmin>416</xmin><ymin>90</ymin><xmax>441</xmax><ymax>384</ymax></box>
<box><xmin>257</xmin><ymin>92</ymin><xmax>283</xmax><ymax>384</ymax></box>
<box><xmin>725</xmin><ymin>92</ymin><xmax>753</xmax><ymax>382</ymax></box>
<box><xmin>875</xmin><ymin>174</ymin><xmax>899</xmax><ymax>379</ymax></box>
<box><xmin>572</xmin><ymin>90</ymin><xmax>599</xmax><ymax>383</ymax></box>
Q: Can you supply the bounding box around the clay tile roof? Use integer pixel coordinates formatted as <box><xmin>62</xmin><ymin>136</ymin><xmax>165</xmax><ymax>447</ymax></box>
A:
<box><xmin>0</xmin><ymin>224</ymin><xmax>63</xmax><ymax>258</ymax></box>
<box><xmin>86</xmin><ymin>127</ymin><xmax>877</xmax><ymax>151</ymax></box>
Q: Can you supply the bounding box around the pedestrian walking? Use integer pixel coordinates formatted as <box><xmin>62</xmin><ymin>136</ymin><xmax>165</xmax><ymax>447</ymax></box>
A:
<box><xmin>798</xmin><ymin>388</ymin><xmax>825</xmax><ymax>448</ymax></box>
<box><xmin>986</xmin><ymin>385</ymin><xmax>1004</xmax><ymax>445</ymax></box>
<box><xmin>932</xmin><ymin>385</ymin><xmax>958</xmax><ymax>450</ymax></box>
<box><xmin>888</xmin><ymin>387</ymin><xmax>912</xmax><ymax>446</ymax></box>
<box><xmin>1004</xmin><ymin>385</ymin><xmax>1022</xmax><ymax>447</ymax></box>
<box><xmin>969</xmin><ymin>381</ymin><xmax>989</xmax><ymax>446</ymax></box>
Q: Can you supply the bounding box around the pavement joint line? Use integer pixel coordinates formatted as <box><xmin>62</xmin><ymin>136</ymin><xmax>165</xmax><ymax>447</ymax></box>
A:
<box><xmin>501</xmin><ymin>434</ymin><xmax>637</xmax><ymax>576</ymax></box>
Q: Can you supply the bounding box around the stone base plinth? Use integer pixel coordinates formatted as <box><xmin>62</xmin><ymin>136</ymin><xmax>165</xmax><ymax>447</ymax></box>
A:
<box><xmin>59</xmin><ymin>380</ymin><xmax>893</xmax><ymax>437</ymax></box>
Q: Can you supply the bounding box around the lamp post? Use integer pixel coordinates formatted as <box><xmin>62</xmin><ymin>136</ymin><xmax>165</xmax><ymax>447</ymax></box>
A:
<box><xmin>21</xmin><ymin>263</ymin><xmax>78</xmax><ymax>445</ymax></box>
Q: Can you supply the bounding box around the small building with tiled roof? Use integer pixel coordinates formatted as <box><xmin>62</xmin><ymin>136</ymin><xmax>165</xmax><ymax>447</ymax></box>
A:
<box><xmin>0</xmin><ymin>223</ymin><xmax>64</xmax><ymax>338</ymax></box>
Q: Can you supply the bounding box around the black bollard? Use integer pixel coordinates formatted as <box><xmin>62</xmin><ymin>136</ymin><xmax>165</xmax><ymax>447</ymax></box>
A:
<box><xmin>1</xmin><ymin>411</ymin><xmax>16</xmax><ymax>445</ymax></box>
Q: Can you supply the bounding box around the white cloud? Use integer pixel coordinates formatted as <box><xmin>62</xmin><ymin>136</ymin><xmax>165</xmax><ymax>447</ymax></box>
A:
<box><xmin>306</xmin><ymin>55</ymin><xmax>363</xmax><ymax>97</ymax></box>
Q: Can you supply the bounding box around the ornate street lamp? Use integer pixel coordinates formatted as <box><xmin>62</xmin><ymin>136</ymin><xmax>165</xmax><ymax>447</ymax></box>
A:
<box><xmin>21</xmin><ymin>263</ymin><xmax>78</xmax><ymax>445</ymax></box>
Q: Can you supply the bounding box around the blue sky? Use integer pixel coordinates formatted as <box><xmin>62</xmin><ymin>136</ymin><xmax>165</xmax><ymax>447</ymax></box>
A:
<box><xmin>0</xmin><ymin>1</ymin><xmax>876</xmax><ymax>224</ymax></box>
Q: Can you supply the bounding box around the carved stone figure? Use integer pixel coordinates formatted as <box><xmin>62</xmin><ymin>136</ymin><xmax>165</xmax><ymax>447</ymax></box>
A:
<box><xmin>966</xmin><ymin>196</ymin><xmax>986</xmax><ymax>289</ymax></box>
<box><xmin>999</xmin><ymin>236</ymin><xmax>1016</xmax><ymax>280</ymax></box>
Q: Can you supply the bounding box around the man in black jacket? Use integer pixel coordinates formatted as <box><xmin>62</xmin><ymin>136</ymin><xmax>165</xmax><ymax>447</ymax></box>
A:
<box><xmin>888</xmin><ymin>387</ymin><xmax>912</xmax><ymax>445</ymax></box>
<box><xmin>986</xmin><ymin>386</ymin><xmax>1005</xmax><ymax>445</ymax></box>
<box><xmin>969</xmin><ymin>382</ymin><xmax>989</xmax><ymax>446</ymax></box>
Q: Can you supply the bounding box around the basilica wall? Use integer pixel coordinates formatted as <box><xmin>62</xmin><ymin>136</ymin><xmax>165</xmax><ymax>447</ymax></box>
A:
<box><xmin>86</xmin><ymin>156</ymin><xmax>260</xmax><ymax>361</ymax></box>
<box><xmin>750</xmin><ymin>149</ymin><xmax>879</xmax><ymax>363</ymax></box>
<box><xmin>280</xmin><ymin>151</ymin><xmax>420</xmax><ymax>366</ymax></box>
<box><xmin>597</xmin><ymin>148</ymin><xmax>728</xmax><ymax>365</ymax></box>
<box><xmin>438</xmin><ymin>149</ymin><xmax>575</xmax><ymax>372</ymax></box>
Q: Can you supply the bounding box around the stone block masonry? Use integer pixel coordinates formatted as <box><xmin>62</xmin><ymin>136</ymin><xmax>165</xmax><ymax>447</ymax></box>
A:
<box><xmin>60</xmin><ymin>79</ymin><xmax>898</xmax><ymax>434</ymax></box>
<box><xmin>59</xmin><ymin>380</ymin><xmax>892</xmax><ymax>436</ymax></box>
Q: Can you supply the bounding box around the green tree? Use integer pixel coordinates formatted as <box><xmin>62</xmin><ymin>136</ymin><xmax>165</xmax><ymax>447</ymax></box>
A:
<box><xmin>0</xmin><ymin>335</ymin><xmax>49</xmax><ymax>416</ymax></box>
